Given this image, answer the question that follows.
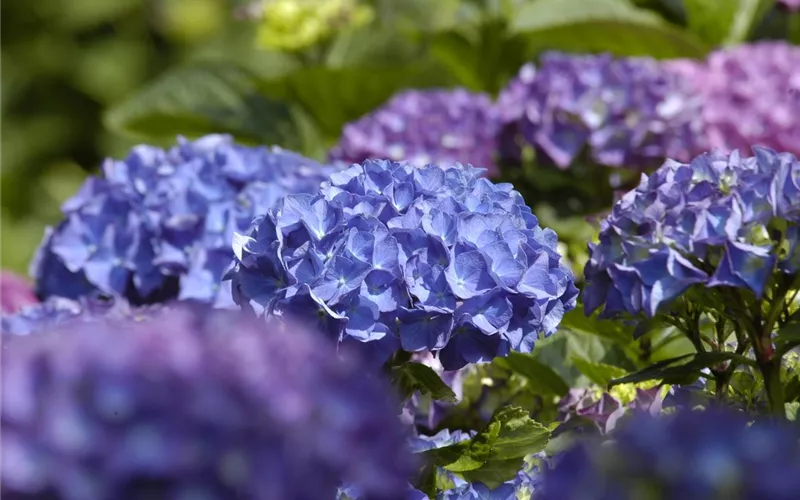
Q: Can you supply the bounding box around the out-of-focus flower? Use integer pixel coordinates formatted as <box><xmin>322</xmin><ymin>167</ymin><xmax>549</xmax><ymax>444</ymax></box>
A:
<box><xmin>1</xmin><ymin>271</ymin><xmax>38</xmax><ymax>314</ymax></box>
<box><xmin>780</xmin><ymin>0</ymin><xmax>800</xmax><ymax>10</ymax></box>
<box><xmin>668</xmin><ymin>42</ymin><xmax>800</xmax><ymax>157</ymax></box>
<box><xmin>32</xmin><ymin>135</ymin><xmax>337</xmax><ymax>307</ymax></box>
<box><xmin>584</xmin><ymin>147</ymin><xmax>800</xmax><ymax>318</ymax></box>
<box><xmin>1</xmin><ymin>307</ymin><xmax>413</xmax><ymax>499</ymax></box>
<box><xmin>228</xmin><ymin>159</ymin><xmax>578</xmax><ymax>369</ymax></box>
<box><xmin>329</xmin><ymin>89</ymin><xmax>502</xmax><ymax>177</ymax></box>
<box><xmin>496</xmin><ymin>53</ymin><xmax>705</xmax><ymax>169</ymax></box>
<box><xmin>254</xmin><ymin>0</ymin><xmax>374</xmax><ymax>52</ymax></box>
<box><xmin>538</xmin><ymin>410</ymin><xmax>800</xmax><ymax>500</ymax></box>
<box><xmin>558</xmin><ymin>383</ymin><xmax>668</xmax><ymax>434</ymax></box>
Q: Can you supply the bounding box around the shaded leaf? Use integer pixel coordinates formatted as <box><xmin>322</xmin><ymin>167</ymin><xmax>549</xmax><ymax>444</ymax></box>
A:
<box><xmin>609</xmin><ymin>351</ymin><xmax>756</xmax><ymax>387</ymax></box>
<box><xmin>572</xmin><ymin>357</ymin><xmax>629</xmax><ymax>387</ymax></box>
<box><xmin>105</xmin><ymin>62</ymin><xmax>299</xmax><ymax>147</ymax></box>
<box><xmin>509</xmin><ymin>0</ymin><xmax>708</xmax><ymax>59</ymax></box>
<box><xmin>391</xmin><ymin>362</ymin><xmax>458</xmax><ymax>403</ymax></box>
<box><xmin>682</xmin><ymin>0</ymin><xmax>772</xmax><ymax>46</ymax></box>
<box><xmin>495</xmin><ymin>352</ymin><xmax>570</xmax><ymax>396</ymax></box>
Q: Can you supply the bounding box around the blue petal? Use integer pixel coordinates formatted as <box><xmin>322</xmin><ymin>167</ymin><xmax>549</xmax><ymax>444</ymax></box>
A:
<box><xmin>360</xmin><ymin>269</ymin><xmax>405</xmax><ymax>312</ymax></box>
<box><xmin>517</xmin><ymin>252</ymin><xmax>557</xmax><ymax>299</ymax></box>
<box><xmin>398</xmin><ymin>309</ymin><xmax>453</xmax><ymax>351</ymax></box>
<box><xmin>455</xmin><ymin>290</ymin><xmax>513</xmax><ymax>335</ymax></box>
<box><xmin>438</xmin><ymin>324</ymin><xmax>510</xmax><ymax>371</ymax></box>
<box><xmin>405</xmin><ymin>259</ymin><xmax>456</xmax><ymax>312</ymax></box>
<box><xmin>422</xmin><ymin>210</ymin><xmax>457</xmax><ymax>247</ymax></box>
<box><xmin>312</xmin><ymin>256</ymin><xmax>371</xmax><ymax>305</ymax></box>
<box><xmin>445</xmin><ymin>250</ymin><xmax>496</xmax><ymax>299</ymax></box>
<box><xmin>481</xmin><ymin>240</ymin><xmax>526</xmax><ymax>289</ymax></box>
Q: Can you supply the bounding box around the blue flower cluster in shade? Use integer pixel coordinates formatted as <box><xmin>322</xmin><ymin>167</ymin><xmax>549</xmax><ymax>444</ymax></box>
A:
<box><xmin>537</xmin><ymin>410</ymin><xmax>800</xmax><ymax>500</ymax></box>
<box><xmin>584</xmin><ymin>148</ymin><xmax>800</xmax><ymax>318</ymax></box>
<box><xmin>496</xmin><ymin>53</ymin><xmax>705</xmax><ymax>169</ymax></box>
<box><xmin>1</xmin><ymin>307</ymin><xmax>414</xmax><ymax>500</ymax></box>
<box><xmin>31</xmin><ymin>135</ymin><xmax>337</xmax><ymax>307</ymax></box>
<box><xmin>227</xmin><ymin>159</ymin><xmax>578</xmax><ymax>370</ymax></box>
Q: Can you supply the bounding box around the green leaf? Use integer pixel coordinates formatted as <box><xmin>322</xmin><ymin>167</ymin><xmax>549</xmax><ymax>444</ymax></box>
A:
<box><xmin>559</xmin><ymin>309</ymin><xmax>634</xmax><ymax>345</ymax></box>
<box><xmin>775</xmin><ymin>322</ymin><xmax>800</xmax><ymax>344</ymax></box>
<box><xmin>105</xmin><ymin>62</ymin><xmax>299</xmax><ymax>146</ymax></box>
<box><xmin>682</xmin><ymin>0</ymin><xmax>773</xmax><ymax>46</ymax></box>
<box><xmin>495</xmin><ymin>352</ymin><xmax>570</xmax><ymax>396</ymax></box>
<box><xmin>609</xmin><ymin>351</ymin><xmax>757</xmax><ymax>387</ymax></box>
<box><xmin>572</xmin><ymin>357</ymin><xmax>629</xmax><ymax>387</ymax></box>
<box><xmin>509</xmin><ymin>0</ymin><xmax>708</xmax><ymax>59</ymax></box>
<box><xmin>390</xmin><ymin>362</ymin><xmax>458</xmax><ymax>403</ymax></box>
<box><xmin>261</xmin><ymin>61</ymin><xmax>455</xmax><ymax>137</ymax></box>
<box><xmin>424</xmin><ymin>406</ymin><xmax>550</xmax><ymax>488</ymax></box>
<box><xmin>786</xmin><ymin>402</ymin><xmax>800</xmax><ymax>421</ymax></box>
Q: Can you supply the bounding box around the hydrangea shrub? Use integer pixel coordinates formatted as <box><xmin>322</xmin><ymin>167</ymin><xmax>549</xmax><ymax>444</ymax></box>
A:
<box><xmin>1</xmin><ymin>307</ymin><xmax>413</xmax><ymax>499</ymax></box>
<box><xmin>228</xmin><ymin>159</ymin><xmax>578</xmax><ymax>369</ymax></box>
<box><xmin>668</xmin><ymin>42</ymin><xmax>800</xmax><ymax>157</ymax></box>
<box><xmin>584</xmin><ymin>147</ymin><xmax>800</xmax><ymax>412</ymax></box>
<box><xmin>329</xmin><ymin>89</ymin><xmax>502</xmax><ymax>177</ymax></box>
<box><xmin>32</xmin><ymin>135</ymin><xmax>337</xmax><ymax>307</ymax></box>
<box><xmin>538</xmin><ymin>410</ymin><xmax>800</xmax><ymax>500</ymax></box>
<box><xmin>496</xmin><ymin>53</ymin><xmax>705</xmax><ymax>170</ymax></box>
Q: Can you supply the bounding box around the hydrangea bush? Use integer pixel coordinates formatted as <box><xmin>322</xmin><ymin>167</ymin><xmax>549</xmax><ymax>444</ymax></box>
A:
<box><xmin>496</xmin><ymin>53</ymin><xmax>705</xmax><ymax>170</ymax></box>
<box><xmin>227</xmin><ymin>159</ymin><xmax>578</xmax><ymax>369</ymax></box>
<box><xmin>32</xmin><ymin>135</ymin><xmax>337</xmax><ymax>307</ymax></box>
<box><xmin>584</xmin><ymin>147</ymin><xmax>800</xmax><ymax>412</ymax></box>
<box><xmin>668</xmin><ymin>42</ymin><xmax>800</xmax><ymax>157</ymax></box>
<box><xmin>1</xmin><ymin>306</ymin><xmax>413</xmax><ymax>499</ymax></box>
<box><xmin>538</xmin><ymin>409</ymin><xmax>800</xmax><ymax>500</ymax></box>
<box><xmin>329</xmin><ymin>89</ymin><xmax>502</xmax><ymax>177</ymax></box>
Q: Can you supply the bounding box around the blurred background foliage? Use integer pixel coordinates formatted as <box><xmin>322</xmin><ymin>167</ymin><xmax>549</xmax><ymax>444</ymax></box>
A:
<box><xmin>2</xmin><ymin>0</ymin><xmax>798</xmax><ymax>275</ymax></box>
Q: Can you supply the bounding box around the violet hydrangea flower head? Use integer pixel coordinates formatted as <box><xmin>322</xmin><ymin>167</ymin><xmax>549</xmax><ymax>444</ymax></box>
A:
<box><xmin>329</xmin><ymin>89</ymin><xmax>502</xmax><ymax>177</ymax></box>
<box><xmin>1</xmin><ymin>271</ymin><xmax>38</xmax><ymax>314</ymax></box>
<box><xmin>1</xmin><ymin>306</ymin><xmax>414</xmax><ymax>500</ymax></box>
<box><xmin>496</xmin><ymin>53</ymin><xmax>705</xmax><ymax>169</ymax></box>
<box><xmin>31</xmin><ymin>134</ymin><xmax>337</xmax><ymax>307</ymax></box>
<box><xmin>780</xmin><ymin>0</ymin><xmax>800</xmax><ymax>10</ymax></box>
<box><xmin>583</xmin><ymin>147</ymin><xmax>800</xmax><ymax>318</ymax></box>
<box><xmin>537</xmin><ymin>409</ymin><xmax>800</xmax><ymax>500</ymax></box>
<box><xmin>227</xmin><ymin>159</ymin><xmax>578</xmax><ymax>370</ymax></box>
<box><xmin>667</xmin><ymin>42</ymin><xmax>800</xmax><ymax>157</ymax></box>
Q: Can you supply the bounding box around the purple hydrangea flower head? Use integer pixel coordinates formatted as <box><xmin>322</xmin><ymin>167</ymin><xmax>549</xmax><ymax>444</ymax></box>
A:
<box><xmin>1</xmin><ymin>271</ymin><xmax>38</xmax><ymax>314</ymax></box>
<box><xmin>1</xmin><ymin>307</ymin><xmax>414</xmax><ymax>500</ymax></box>
<box><xmin>227</xmin><ymin>159</ymin><xmax>578</xmax><ymax>369</ymax></box>
<box><xmin>584</xmin><ymin>147</ymin><xmax>800</xmax><ymax>318</ymax></box>
<box><xmin>31</xmin><ymin>135</ymin><xmax>337</xmax><ymax>307</ymax></box>
<box><xmin>667</xmin><ymin>42</ymin><xmax>800</xmax><ymax>157</ymax></box>
<box><xmin>496</xmin><ymin>54</ymin><xmax>705</xmax><ymax>169</ymax></box>
<box><xmin>329</xmin><ymin>89</ymin><xmax>502</xmax><ymax>177</ymax></box>
<box><xmin>780</xmin><ymin>0</ymin><xmax>800</xmax><ymax>10</ymax></box>
<box><xmin>537</xmin><ymin>410</ymin><xmax>800</xmax><ymax>500</ymax></box>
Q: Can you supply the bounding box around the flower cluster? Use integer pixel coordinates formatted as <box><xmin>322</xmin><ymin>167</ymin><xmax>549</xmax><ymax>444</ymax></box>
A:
<box><xmin>228</xmin><ymin>159</ymin><xmax>578</xmax><ymax>369</ymax></box>
<box><xmin>253</xmin><ymin>0</ymin><xmax>374</xmax><ymax>52</ymax></box>
<box><xmin>329</xmin><ymin>90</ymin><xmax>502</xmax><ymax>177</ymax></box>
<box><xmin>32</xmin><ymin>135</ymin><xmax>337</xmax><ymax>307</ymax></box>
<box><xmin>780</xmin><ymin>0</ymin><xmax>800</xmax><ymax>10</ymax></box>
<box><xmin>584</xmin><ymin>147</ymin><xmax>800</xmax><ymax>318</ymax></box>
<box><xmin>1</xmin><ymin>307</ymin><xmax>413</xmax><ymax>500</ymax></box>
<box><xmin>668</xmin><ymin>42</ymin><xmax>800</xmax><ymax>157</ymax></box>
<box><xmin>1</xmin><ymin>271</ymin><xmax>38</xmax><ymax>314</ymax></box>
<box><xmin>538</xmin><ymin>410</ymin><xmax>800</xmax><ymax>499</ymax></box>
<box><xmin>496</xmin><ymin>53</ymin><xmax>705</xmax><ymax>169</ymax></box>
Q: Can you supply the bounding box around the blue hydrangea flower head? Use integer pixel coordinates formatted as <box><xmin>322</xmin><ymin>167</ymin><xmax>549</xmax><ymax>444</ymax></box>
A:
<box><xmin>228</xmin><ymin>159</ymin><xmax>578</xmax><ymax>369</ymax></box>
<box><xmin>1</xmin><ymin>307</ymin><xmax>413</xmax><ymax>500</ymax></box>
<box><xmin>31</xmin><ymin>135</ymin><xmax>338</xmax><ymax>307</ymax></box>
<box><xmin>584</xmin><ymin>147</ymin><xmax>800</xmax><ymax>318</ymax></box>
<box><xmin>537</xmin><ymin>409</ymin><xmax>800</xmax><ymax>500</ymax></box>
<box><xmin>496</xmin><ymin>54</ymin><xmax>705</xmax><ymax>169</ymax></box>
<box><xmin>329</xmin><ymin>89</ymin><xmax>502</xmax><ymax>177</ymax></box>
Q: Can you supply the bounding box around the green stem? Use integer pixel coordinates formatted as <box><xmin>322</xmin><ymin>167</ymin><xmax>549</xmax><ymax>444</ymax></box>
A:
<box><xmin>758</xmin><ymin>357</ymin><xmax>785</xmax><ymax>417</ymax></box>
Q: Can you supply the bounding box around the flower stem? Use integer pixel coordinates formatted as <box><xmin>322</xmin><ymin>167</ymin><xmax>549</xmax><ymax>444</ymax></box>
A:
<box><xmin>758</xmin><ymin>357</ymin><xmax>785</xmax><ymax>418</ymax></box>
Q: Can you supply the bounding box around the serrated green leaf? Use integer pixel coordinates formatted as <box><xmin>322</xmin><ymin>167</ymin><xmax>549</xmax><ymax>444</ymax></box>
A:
<box><xmin>572</xmin><ymin>357</ymin><xmax>629</xmax><ymax>387</ymax></box>
<box><xmin>391</xmin><ymin>362</ymin><xmax>458</xmax><ymax>403</ymax></box>
<box><xmin>509</xmin><ymin>0</ymin><xmax>708</xmax><ymax>59</ymax></box>
<box><xmin>496</xmin><ymin>352</ymin><xmax>570</xmax><ymax>396</ymax></box>
<box><xmin>682</xmin><ymin>0</ymin><xmax>772</xmax><ymax>46</ymax></box>
<box><xmin>104</xmin><ymin>62</ymin><xmax>299</xmax><ymax>146</ymax></box>
<box><xmin>424</xmin><ymin>406</ymin><xmax>550</xmax><ymax>489</ymax></box>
